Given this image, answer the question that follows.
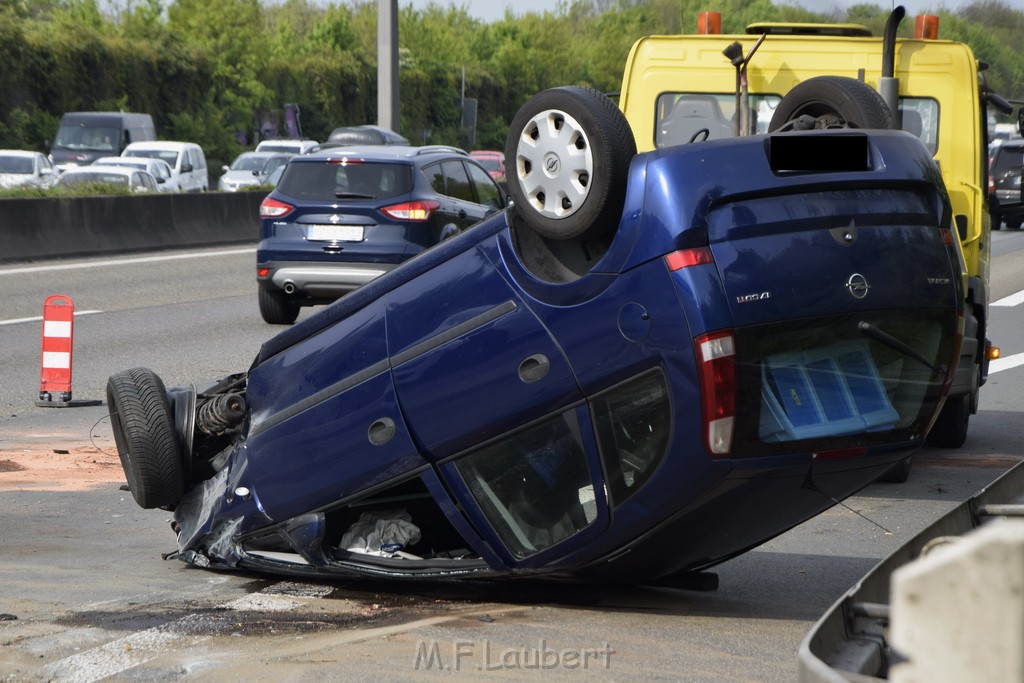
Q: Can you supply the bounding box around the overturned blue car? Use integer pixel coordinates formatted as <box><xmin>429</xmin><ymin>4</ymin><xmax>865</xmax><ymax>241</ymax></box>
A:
<box><xmin>108</xmin><ymin>86</ymin><xmax>963</xmax><ymax>584</ymax></box>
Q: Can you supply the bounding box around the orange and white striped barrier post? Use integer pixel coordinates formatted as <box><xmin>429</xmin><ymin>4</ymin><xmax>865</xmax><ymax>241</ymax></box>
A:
<box><xmin>36</xmin><ymin>295</ymin><xmax>101</xmax><ymax>408</ymax></box>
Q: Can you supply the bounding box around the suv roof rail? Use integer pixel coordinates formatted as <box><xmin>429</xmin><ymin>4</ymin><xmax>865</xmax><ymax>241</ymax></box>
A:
<box><xmin>416</xmin><ymin>145</ymin><xmax>468</xmax><ymax>156</ymax></box>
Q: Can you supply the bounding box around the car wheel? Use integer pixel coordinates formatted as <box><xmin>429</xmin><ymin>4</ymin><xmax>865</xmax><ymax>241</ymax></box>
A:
<box><xmin>877</xmin><ymin>456</ymin><xmax>913</xmax><ymax>483</ymax></box>
<box><xmin>926</xmin><ymin>392</ymin><xmax>971</xmax><ymax>448</ymax></box>
<box><xmin>1007</xmin><ymin>217</ymin><xmax>1023</xmax><ymax>230</ymax></box>
<box><xmin>107</xmin><ymin>368</ymin><xmax>185</xmax><ymax>509</ymax></box>
<box><xmin>992</xmin><ymin>213</ymin><xmax>1003</xmax><ymax>231</ymax></box>
<box><xmin>768</xmin><ymin>76</ymin><xmax>895</xmax><ymax>132</ymax></box>
<box><xmin>504</xmin><ymin>86</ymin><xmax>636</xmax><ymax>241</ymax></box>
<box><xmin>259</xmin><ymin>284</ymin><xmax>300</xmax><ymax>325</ymax></box>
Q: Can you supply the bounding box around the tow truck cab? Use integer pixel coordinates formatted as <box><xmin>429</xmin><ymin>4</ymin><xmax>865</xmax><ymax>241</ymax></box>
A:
<box><xmin>617</xmin><ymin>8</ymin><xmax>1001</xmax><ymax>449</ymax></box>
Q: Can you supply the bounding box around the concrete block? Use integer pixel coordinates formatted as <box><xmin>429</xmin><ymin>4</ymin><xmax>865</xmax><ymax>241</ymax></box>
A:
<box><xmin>890</xmin><ymin>519</ymin><xmax>1024</xmax><ymax>683</ymax></box>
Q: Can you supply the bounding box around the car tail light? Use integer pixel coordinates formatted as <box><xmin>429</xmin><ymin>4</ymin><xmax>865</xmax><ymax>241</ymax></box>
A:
<box><xmin>695</xmin><ymin>330</ymin><xmax>736</xmax><ymax>457</ymax></box>
<box><xmin>257</xmin><ymin>267</ymin><xmax>270</xmax><ymax>277</ymax></box>
<box><xmin>260</xmin><ymin>197</ymin><xmax>294</xmax><ymax>218</ymax></box>
<box><xmin>381</xmin><ymin>200</ymin><xmax>440</xmax><ymax>222</ymax></box>
<box><xmin>664</xmin><ymin>247</ymin><xmax>714</xmax><ymax>271</ymax></box>
<box><xmin>988</xmin><ymin>174</ymin><xmax>995</xmax><ymax>194</ymax></box>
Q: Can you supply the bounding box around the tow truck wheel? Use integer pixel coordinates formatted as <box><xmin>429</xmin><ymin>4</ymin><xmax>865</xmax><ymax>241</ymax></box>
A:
<box><xmin>107</xmin><ymin>367</ymin><xmax>185</xmax><ymax>509</ymax></box>
<box><xmin>259</xmin><ymin>284</ymin><xmax>300</xmax><ymax>325</ymax></box>
<box><xmin>926</xmin><ymin>363</ymin><xmax>978</xmax><ymax>448</ymax></box>
<box><xmin>878</xmin><ymin>456</ymin><xmax>913</xmax><ymax>483</ymax></box>
<box><xmin>768</xmin><ymin>76</ymin><xmax>894</xmax><ymax>132</ymax></box>
<box><xmin>505</xmin><ymin>86</ymin><xmax>636</xmax><ymax>241</ymax></box>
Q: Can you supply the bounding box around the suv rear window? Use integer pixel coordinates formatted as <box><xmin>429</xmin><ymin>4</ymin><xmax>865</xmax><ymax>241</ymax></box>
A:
<box><xmin>993</xmin><ymin>144</ymin><xmax>1024</xmax><ymax>172</ymax></box>
<box><xmin>276</xmin><ymin>162</ymin><xmax>413</xmax><ymax>201</ymax></box>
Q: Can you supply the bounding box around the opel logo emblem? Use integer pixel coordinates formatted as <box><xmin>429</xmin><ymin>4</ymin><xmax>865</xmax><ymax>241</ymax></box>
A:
<box><xmin>846</xmin><ymin>273</ymin><xmax>870</xmax><ymax>299</ymax></box>
<box><xmin>329</xmin><ymin>214</ymin><xmax>341</xmax><ymax>224</ymax></box>
<box><xmin>543</xmin><ymin>152</ymin><xmax>561</xmax><ymax>175</ymax></box>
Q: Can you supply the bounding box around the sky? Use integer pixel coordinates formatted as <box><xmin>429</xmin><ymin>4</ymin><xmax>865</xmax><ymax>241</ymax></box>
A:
<box><xmin>398</xmin><ymin>0</ymin><xmax>1002</xmax><ymax>24</ymax></box>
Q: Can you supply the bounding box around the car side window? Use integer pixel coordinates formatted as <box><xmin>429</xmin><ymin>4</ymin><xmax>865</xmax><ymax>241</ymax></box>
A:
<box><xmin>591</xmin><ymin>371</ymin><xmax>671</xmax><ymax>506</ymax></box>
<box><xmin>465</xmin><ymin>161</ymin><xmax>503</xmax><ymax>209</ymax></box>
<box><xmin>424</xmin><ymin>162</ymin><xmax>446</xmax><ymax>195</ymax></box>
<box><xmin>441</xmin><ymin>160</ymin><xmax>474</xmax><ymax>202</ymax></box>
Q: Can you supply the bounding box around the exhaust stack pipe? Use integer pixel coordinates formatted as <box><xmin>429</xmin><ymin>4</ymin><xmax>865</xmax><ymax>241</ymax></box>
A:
<box><xmin>283</xmin><ymin>282</ymin><xmax>296</xmax><ymax>294</ymax></box>
<box><xmin>880</xmin><ymin>6</ymin><xmax>906</xmax><ymax>125</ymax></box>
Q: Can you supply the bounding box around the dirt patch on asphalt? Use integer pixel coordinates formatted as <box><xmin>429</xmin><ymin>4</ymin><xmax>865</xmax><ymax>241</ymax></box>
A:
<box><xmin>0</xmin><ymin>445</ymin><xmax>124</xmax><ymax>492</ymax></box>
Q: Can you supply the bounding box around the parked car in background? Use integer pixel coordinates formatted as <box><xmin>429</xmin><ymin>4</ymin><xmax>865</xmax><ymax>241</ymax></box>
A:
<box><xmin>0</xmin><ymin>150</ymin><xmax>57</xmax><ymax>189</ymax></box>
<box><xmin>55</xmin><ymin>165</ymin><xmax>157</xmax><ymax>193</ymax></box>
<box><xmin>256</xmin><ymin>144</ymin><xmax>507</xmax><ymax>323</ymax></box>
<box><xmin>219</xmin><ymin>152</ymin><xmax>293</xmax><ymax>192</ymax></box>
<box><xmin>93</xmin><ymin>156</ymin><xmax>178</xmax><ymax>192</ymax></box>
<box><xmin>469</xmin><ymin>150</ymin><xmax>506</xmax><ymax>183</ymax></box>
<box><xmin>49</xmin><ymin>112</ymin><xmax>155</xmax><ymax>170</ymax></box>
<box><xmin>989</xmin><ymin>138</ymin><xmax>1024</xmax><ymax>230</ymax></box>
<box><xmin>122</xmin><ymin>141</ymin><xmax>208</xmax><ymax>192</ymax></box>
<box><xmin>255</xmin><ymin>139</ymin><xmax>319</xmax><ymax>155</ymax></box>
<box><xmin>306</xmin><ymin>125</ymin><xmax>410</xmax><ymax>154</ymax></box>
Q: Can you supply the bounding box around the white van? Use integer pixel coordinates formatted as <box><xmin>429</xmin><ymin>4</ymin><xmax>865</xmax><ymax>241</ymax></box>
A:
<box><xmin>121</xmin><ymin>141</ymin><xmax>208</xmax><ymax>192</ymax></box>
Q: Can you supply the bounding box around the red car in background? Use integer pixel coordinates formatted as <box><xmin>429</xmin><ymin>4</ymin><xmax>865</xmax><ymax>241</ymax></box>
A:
<box><xmin>470</xmin><ymin>150</ymin><xmax>506</xmax><ymax>183</ymax></box>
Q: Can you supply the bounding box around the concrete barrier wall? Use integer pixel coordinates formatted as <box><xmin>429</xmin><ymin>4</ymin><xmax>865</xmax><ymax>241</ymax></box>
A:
<box><xmin>0</xmin><ymin>191</ymin><xmax>266</xmax><ymax>263</ymax></box>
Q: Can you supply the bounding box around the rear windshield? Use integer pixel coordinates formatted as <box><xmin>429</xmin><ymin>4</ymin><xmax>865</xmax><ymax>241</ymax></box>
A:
<box><xmin>732</xmin><ymin>310</ymin><xmax>954</xmax><ymax>456</ymax></box>
<box><xmin>276</xmin><ymin>161</ymin><xmax>413</xmax><ymax>201</ymax></box>
<box><xmin>0</xmin><ymin>156</ymin><xmax>33</xmax><ymax>174</ymax></box>
<box><xmin>993</xmin><ymin>146</ymin><xmax>1024</xmax><ymax>173</ymax></box>
<box><xmin>125</xmin><ymin>149</ymin><xmax>180</xmax><ymax>166</ymax></box>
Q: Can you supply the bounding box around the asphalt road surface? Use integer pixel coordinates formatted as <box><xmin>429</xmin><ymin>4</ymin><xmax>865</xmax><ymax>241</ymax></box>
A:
<box><xmin>2</xmin><ymin>232</ymin><xmax>1024</xmax><ymax>681</ymax></box>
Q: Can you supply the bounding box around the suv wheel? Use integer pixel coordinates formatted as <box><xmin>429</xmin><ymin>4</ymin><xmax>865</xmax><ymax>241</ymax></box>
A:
<box><xmin>259</xmin><ymin>284</ymin><xmax>301</xmax><ymax>325</ymax></box>
<box><xmin>505</xmin><ymin>86</ymin><xmax>636</xmax><ymax>241</ymax></box>
<box><xmin>769</xmin><ymin>76</ymin><xmax>894</xmax><ymax>131</ymax></box>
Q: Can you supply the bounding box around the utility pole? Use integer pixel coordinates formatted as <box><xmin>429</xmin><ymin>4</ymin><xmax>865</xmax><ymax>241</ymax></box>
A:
<box><xmin>378</xmin><ymin>0</ymin><xmax>400</xmax><ymax>133</ymax></box>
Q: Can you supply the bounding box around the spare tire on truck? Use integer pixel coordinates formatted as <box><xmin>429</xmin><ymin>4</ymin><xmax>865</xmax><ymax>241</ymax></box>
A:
<box><xmin>107</xmin><ymin>367</ymin><xmax>185</xmax><ymax>509</ymax></box>
<box><xmin>504</xmin><ymin>86</ymin><xmax>636</xmax><ymax>241</ymax></box>
<box><xmin>769</xmin><ymin>76</ymin><xmax>895</xmax><ymax>132</ymax></box>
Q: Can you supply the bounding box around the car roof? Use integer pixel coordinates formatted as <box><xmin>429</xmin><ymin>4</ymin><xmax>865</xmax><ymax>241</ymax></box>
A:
<box><xmin>123</xmin><ymin>141</ymin><xmax>199</xmax><ymax>151</ymax></box>
<box><xmin>65</xmin><ymin>165</ymin><xmax>144</xmax><ymax>176</ymax></box>
<box><xmin>0</xmin><ymin>149</ymin><xmax>41</xmax><ymax>158</ymax></box>
<box><xmin>297</xmin><ymin>145</ymin><xmax>468</xmax><ymax>163</ymax></box>
<box><xmin>236</xmin><ymin>151</ymin><xmax>293</xmax><ymax>159</ymax></box>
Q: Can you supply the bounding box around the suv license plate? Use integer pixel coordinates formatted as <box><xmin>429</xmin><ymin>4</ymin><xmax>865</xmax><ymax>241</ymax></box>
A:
<box><xmin>307</xmin><ymin>225</ymin><xmax>364</xmax><ymax>241</ymax></box>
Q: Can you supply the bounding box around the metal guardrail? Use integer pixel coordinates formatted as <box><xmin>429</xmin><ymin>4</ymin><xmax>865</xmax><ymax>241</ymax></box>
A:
<box><xmin>798</xmin><ymin>459</ymin><xmax>1024</xmax><ymax>682</ymax></box>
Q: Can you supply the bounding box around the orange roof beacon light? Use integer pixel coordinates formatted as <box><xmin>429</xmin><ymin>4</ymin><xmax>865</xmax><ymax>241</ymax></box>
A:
<box><xmin>915</xmin><ymin>15</ymin><xmax>939</xmax><ymax>40</ymax></box>
<box><xmin>698</xmin><ymin>11</ymin><xmax>722</xmax><ymax>35</ymax></box>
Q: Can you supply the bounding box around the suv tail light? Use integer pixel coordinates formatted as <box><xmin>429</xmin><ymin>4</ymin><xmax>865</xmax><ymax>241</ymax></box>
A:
<box><xmin>260</xmin><ymin>197</ymin><xmax>294</xmax><ymax>218</ymax></box>
<box><xmin>695</xmin><ymin>331</ymin><xmax>736</xmax><ymax>457</ymax></box>
<box><xmin>381</xmin><ymin>200</ymin><xmax>440</xmax><ymax>222</ymax></box>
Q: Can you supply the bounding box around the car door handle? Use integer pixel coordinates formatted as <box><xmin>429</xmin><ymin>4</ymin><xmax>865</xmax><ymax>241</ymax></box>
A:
<box><xmin>458</xmin><ymin>209</ymin><xmax>467</xmax><ymax>219</ymax></box>
<box><xmin>518</xmin><ymin>354</ymin><xmax>550</xmax><ymax>383</ymax></box>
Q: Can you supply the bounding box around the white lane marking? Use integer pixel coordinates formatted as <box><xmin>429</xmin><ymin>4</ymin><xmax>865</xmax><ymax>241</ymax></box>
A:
<box><xmin>43</xmin><ymin>580</ymin><xmax>333</xmax><ymax>683</ymax></box>
<box><xmin>990</xmin><ymin>352</ymin><xmax>1024</xmax><ymax>374</ymax></box>
<box><xmin>0</xmin><ymin>310</ymin><xmax>101</xmax><ymax>326</ymax></box>
<box><xmin>0</xmin><ymin>247</ymin><xmax>255</xmax><ymax>276</ymax></box>
<box><xmin>991</xmin><ymin>289</ymin><xmax>1024</xmax><ymax>307</ymax></box>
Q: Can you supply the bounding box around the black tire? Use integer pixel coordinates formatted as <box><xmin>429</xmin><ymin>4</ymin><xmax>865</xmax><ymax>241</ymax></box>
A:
<box><xmin>259</xmin><ymin>284</ymin><xmax>300</xmax><ymax>325</ymax></box>
<box><xmin>769</xmin><ymin>76</ymin><xmax>895</xmax><ymax>132</ymax></box>
<box><xmin>504</xmin><ymin>86</ymin><xmax>636</xmax><ymax>241</ymax></box>
<box><xmin>926</xmin><ymin>392</ymin><xmax>971</xmax><ymax>448</ymax></box>
<box><xmin>877</xmin><ymin>456</ymin><xmax>913</xmax><ymax>483</ymax></box>
<box><xmin>992</xmin><ymin>214</ymin><xmax>1003</xmax><ymax>231</ymax></box>
<box><xmin>107</xmin><ymin>368</ymin><xmax>185</xmax><ymax>509</ymax></box>
<box><xmin>1007</xmin><ymin>217</ymin><xmax>1023</xmax><ymax>230</ymax></box>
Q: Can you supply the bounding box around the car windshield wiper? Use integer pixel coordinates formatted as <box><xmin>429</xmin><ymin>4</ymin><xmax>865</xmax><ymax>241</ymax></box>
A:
<box><xmin>858</xmin><ymin>321</ymin><xmax>937</xmax><ymax>371</ymax></box>
<box><xmin>335</xmin><ymin>192</ymin><xmax>375</xmax><ymax>199</ymax></box>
